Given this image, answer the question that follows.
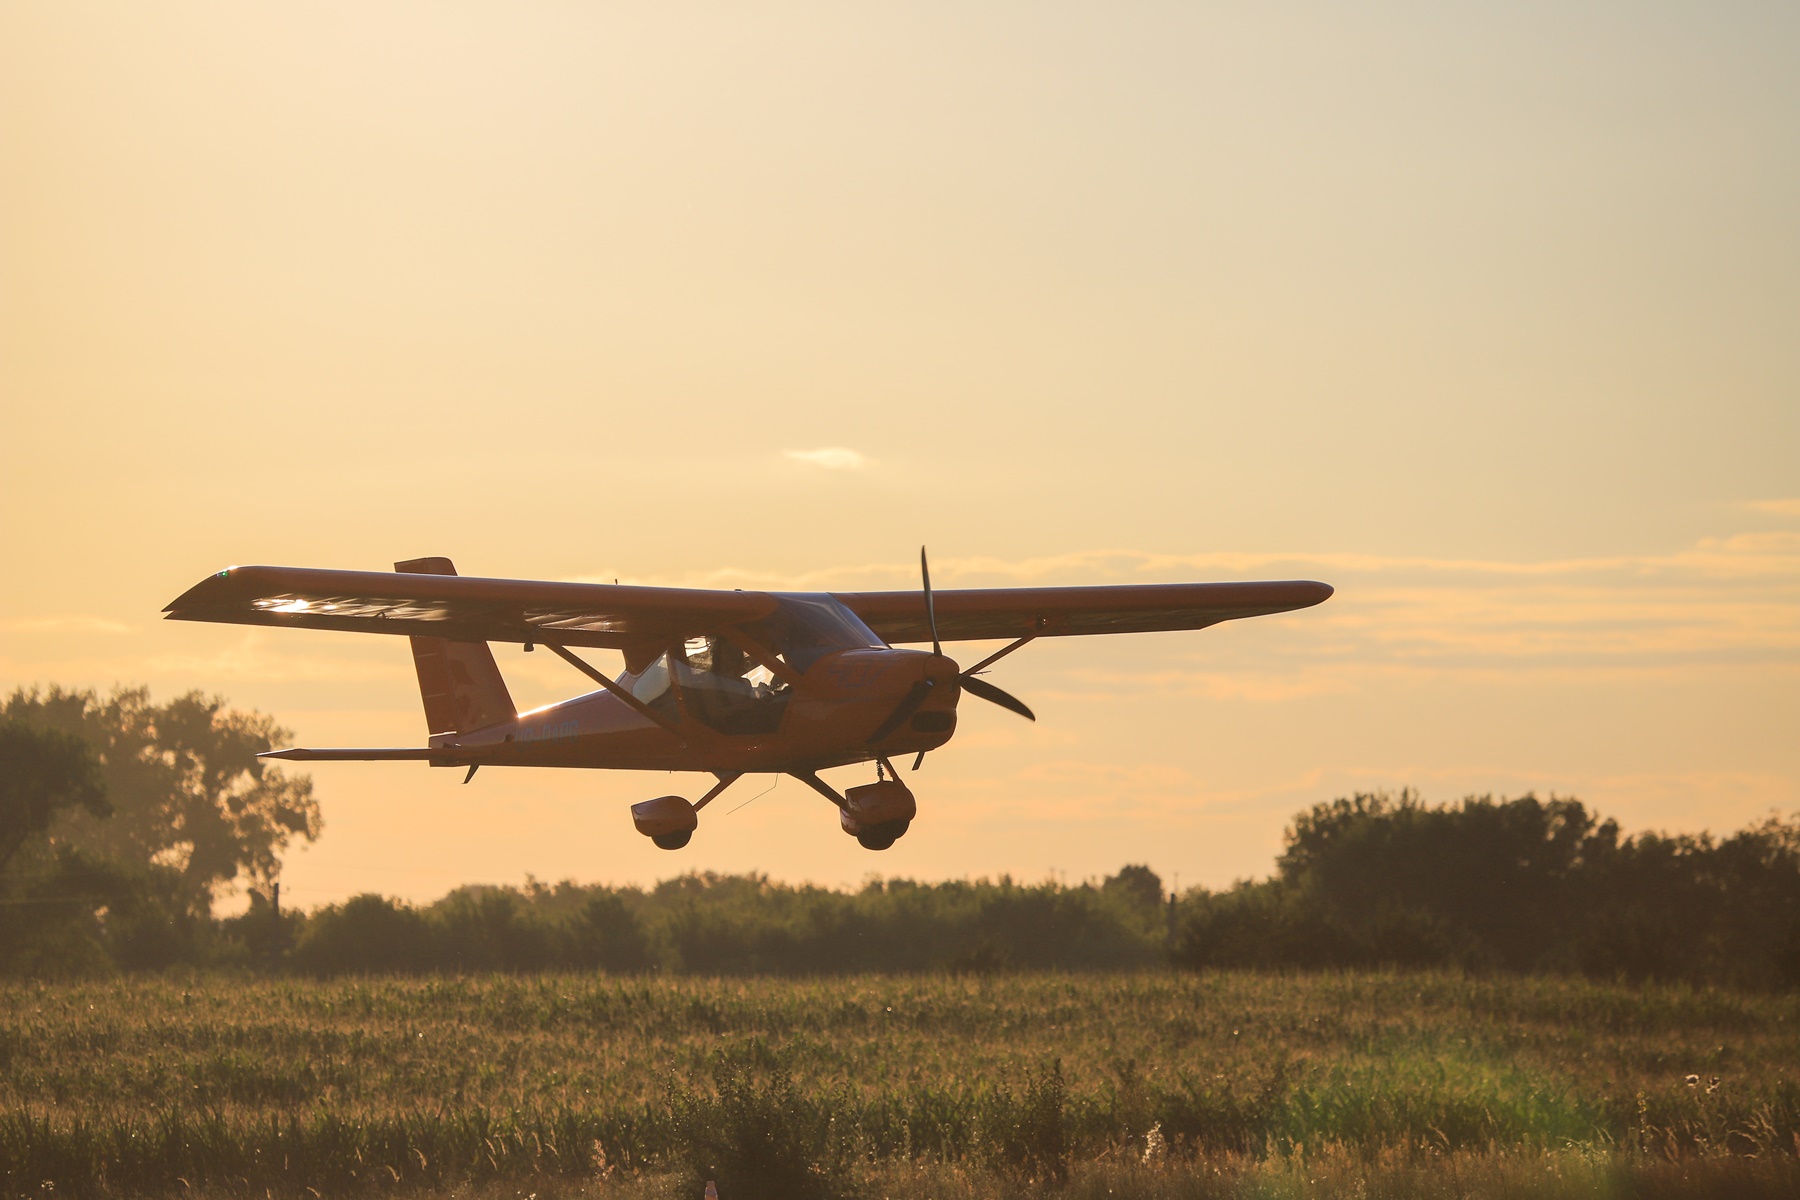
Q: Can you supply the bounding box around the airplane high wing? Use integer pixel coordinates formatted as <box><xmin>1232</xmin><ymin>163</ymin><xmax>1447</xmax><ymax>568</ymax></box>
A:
<box><xmin>838</xmin><ymin>580</ymin><xmax>1332</xmax><ymax>643</ymax></box>
<box><xmin>163</xmin><ymin>556</ymin><xmax>1331</xmax><ymax>853</ymax></box>
<box><xmin>163</xmin><ymin>564</ymin><xmax>775</xmax><ymax>650</ymax></box>
<box><xmin>164</xmin><ymin>566</ymin><xmax>1328</xmax><ymax>648</ymax></box>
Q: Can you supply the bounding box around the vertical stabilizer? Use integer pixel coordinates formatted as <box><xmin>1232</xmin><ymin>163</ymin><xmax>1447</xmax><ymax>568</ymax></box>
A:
<box><xmin>395</xmin><ymin>557</ymin><xmax>517</xmax><ymax>736</ymax></box>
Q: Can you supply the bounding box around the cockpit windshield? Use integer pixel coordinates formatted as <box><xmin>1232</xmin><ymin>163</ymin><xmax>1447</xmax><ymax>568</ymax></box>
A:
<box><xmin>753</xmin><ymin>593</ymin><xmax>886</xmax><ymax>674</ymax></box>
<box><xmin>622</xmin><ymin>594</ymin><xmax>885</xmax><ymax>736</ymax></box>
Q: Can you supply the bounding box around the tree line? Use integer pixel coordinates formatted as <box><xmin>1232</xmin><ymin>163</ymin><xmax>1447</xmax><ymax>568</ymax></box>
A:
<box><xmin>3</xmin><ymin>684</ymin><xmax>1798</xmax><ymax>986</ymax></box>
<box><xmin>1176</xmin><ymin>789</ymin><xmax>1800</xmax><ymax>989</ymax></box>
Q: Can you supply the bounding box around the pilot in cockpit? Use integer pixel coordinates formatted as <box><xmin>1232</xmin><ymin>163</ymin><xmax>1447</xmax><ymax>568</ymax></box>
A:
<box><xmin>681</xmin><ymin>635</ymin><xmax>788</xmax><ymax>733</ymax></box>
<box><xmin>706</xmin><ymin>637</ymin><xmax>757</xmax><ymax>693</ymax></box>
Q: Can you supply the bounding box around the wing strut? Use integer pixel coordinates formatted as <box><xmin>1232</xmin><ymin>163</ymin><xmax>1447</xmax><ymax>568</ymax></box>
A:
<box><xmin>542</xmin><ymin>643</ymin><xmax>684</xmax><ymax>738</ymax></box>
<box><xmin>965</xmin><ymin>636</ymin><xmax>1036</xmax><ymax>676</ymax></box>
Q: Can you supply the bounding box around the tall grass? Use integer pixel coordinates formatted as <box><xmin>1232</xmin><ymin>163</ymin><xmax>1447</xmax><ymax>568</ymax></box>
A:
<box><xmin>3</xmin><ymin>970</ymin><xmax>1797</xmax><ymax>1196</ymax></box>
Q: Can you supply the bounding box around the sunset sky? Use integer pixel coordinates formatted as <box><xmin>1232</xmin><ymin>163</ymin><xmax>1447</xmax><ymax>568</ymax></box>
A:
<box><xmin>3</xmin><ymin>2</ymin><xmax>1796</xmax><ymax>906</ymax></box>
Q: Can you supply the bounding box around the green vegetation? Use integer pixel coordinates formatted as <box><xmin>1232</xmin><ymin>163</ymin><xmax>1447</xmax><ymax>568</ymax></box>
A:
<box><xmin>7</xmin><ymin>684</ymin><xmax>1800</xmax><ymax>1193</ymax></box>
<box><xmin>0</xmin><ymin>723</ymin><xmax>107</xmax><ymax>871</ymax></box>
<box><xmin>1177</xmin><ymin>791</ymin><xmax>1800</xmax><ymax>989</ymax></box>
<box><xmin>2</xmin><ymin>685</ymin><xmax>320</xmax><ymax>902</ymax></box>
<box><xmin>284</xmin><ymin>869</ymin><xmax>1166</xmax><ymax>977</ymax></box>
<box><xmin>3</xmin><ymin>970</ymin><xmax>1797</xmax><ymax>1197</ymax></box>
<box><xmin>0</xmin><ymin>686</ymin><xmax>320</xmax><ymax>977</ymax></box>
<box><xmin>7</xmin><ymin>684</ymin><xmax>1800</xmax><ymax>991</ymax></box>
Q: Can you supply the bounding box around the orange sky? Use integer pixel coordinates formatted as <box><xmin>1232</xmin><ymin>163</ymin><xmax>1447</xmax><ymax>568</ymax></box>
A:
<box><xmin>3</xmin><ymin>2</ymin><xmax>1796</xmax><ymax>905</ymax></box>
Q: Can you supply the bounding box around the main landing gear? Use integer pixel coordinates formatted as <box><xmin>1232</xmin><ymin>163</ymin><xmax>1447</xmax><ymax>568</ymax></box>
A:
<box><xmin>629</xmin><ymin>774</ymin><xmax>740</xmax><ymax>851</ymax></box>
<box><xmin>629</xmin><ymin>763</ymin><xmax>918</xmax><ymax>852</ymax></box>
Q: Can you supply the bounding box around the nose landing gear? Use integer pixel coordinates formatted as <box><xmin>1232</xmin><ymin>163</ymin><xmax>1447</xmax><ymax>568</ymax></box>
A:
<box><xmin>721</xmin><ymin>764</ymin><xmax>922</xmax><ymax>852</ymax></box>
<box><xmin>851</xmin><ymin>817</ymin><xmax>911</xmax><ymax>851</ymax></box>
<box><xmin>815</xmin><ymin>761</ymin><xmax>918</xmax><ymax>851</ymax></box>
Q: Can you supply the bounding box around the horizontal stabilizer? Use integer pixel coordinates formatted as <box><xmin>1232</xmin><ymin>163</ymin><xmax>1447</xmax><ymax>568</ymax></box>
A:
<box><xmin>260</xmin><ymin>747</ymin><xmax>459</xmax><ymax>762</ymax></box>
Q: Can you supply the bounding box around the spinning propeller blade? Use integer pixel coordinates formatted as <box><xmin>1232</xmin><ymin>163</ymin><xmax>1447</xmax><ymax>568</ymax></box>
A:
<box><xmin>870</xmin><ymin>545</ymin><xmax>1037</xmax><ymax>742</ymax></box>
<box><xmin>920</xmin><ymin>545</ymin><xmax>941</xmax><ymax>657</ymax></box>
<box><xmin>930</xmin><ymin>545</ymin><xmax>1037</xmax><ymax>723</ymax></box>
<box><xmin>867</xmin><ymin>679</ymin><xmax>935</xmax><ymax>744</ymax></box>
<box><xmin>958</xmin><ymin>673</ymin><xmax>1036</xmax><ymax>722</ymax></box>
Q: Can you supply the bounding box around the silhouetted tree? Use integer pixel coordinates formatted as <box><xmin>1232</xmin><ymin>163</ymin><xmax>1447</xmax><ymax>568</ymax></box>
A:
<box><xmin>2</xmin><ymin>686</ymin><xmax>320</xmax><ymax>906</ymax></box>
<box><xmin>0</xmin><ymin>722</ymin><xmax>108</xmax><ymax>871</ymax></box>
<box><xmin>1103</xmin><ymin>864</ymin><xmax>1165</xmax><ymax>910</ymax></box>
<box><xmin>1278</xmin><ymin>790</ymin><xmax>1619</xmax><ymax>969</ymax></box>
<box><xmin>576</xmin><ymin>891</ymin><xmax>657</xmax><ymax>972</ymax></box>
<box><xmin>292</xmin><ymin>893</ymin><xmax>431</xmax><ymax>975</ymax></box>
<box><xmin>1178</xmin><ymin>790</ymin><xmax>1800</xmax><ymax>987</ymax></box>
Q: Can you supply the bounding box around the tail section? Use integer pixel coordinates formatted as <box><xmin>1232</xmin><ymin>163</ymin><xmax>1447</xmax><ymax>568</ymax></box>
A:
<box><xmin>395</xmin><ymin>557</ymin><xmax>516</xmax><ymax>737</ymax></box>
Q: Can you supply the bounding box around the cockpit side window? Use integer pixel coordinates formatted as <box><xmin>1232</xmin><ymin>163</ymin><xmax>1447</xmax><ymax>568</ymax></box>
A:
<box><xmin>674</xmin><ymin>633</ymin><xmax>791</xmax><ymax>734</ymax></box>
<box><xmin>748</xmin><ymin>594</ymin><xmax>886</xmax><ymax>674</ymax></box>
<box><xmin>625</xmin><ymin>650</ymin><xmax>680</xmax><ymax>724</ymax></box>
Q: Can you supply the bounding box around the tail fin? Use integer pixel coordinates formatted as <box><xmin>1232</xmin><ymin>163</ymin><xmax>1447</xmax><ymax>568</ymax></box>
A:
<box><xmin>395</xmin><ymin>557</ymin><xmax>517</xmax><ymax>737</ymax></box>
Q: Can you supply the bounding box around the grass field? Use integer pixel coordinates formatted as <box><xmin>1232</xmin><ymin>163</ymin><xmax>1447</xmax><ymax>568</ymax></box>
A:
<box><xmin>4</xmin><ymin>970</ymin><xmax>1799</xmax><ymax>1198</ymax></box>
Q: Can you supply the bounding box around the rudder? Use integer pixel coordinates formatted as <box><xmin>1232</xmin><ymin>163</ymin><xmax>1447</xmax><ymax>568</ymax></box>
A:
<box><xmin>395</xmin><ymin>557</ymin><xmax>517</xmax><ymax>737</ymax></box>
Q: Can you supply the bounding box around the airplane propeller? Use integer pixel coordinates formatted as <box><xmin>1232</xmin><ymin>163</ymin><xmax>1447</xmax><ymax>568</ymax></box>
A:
<box><xmin>868</xmin><ymin>549</ymin><xmax>1035</xmax><ymax>745</ymax></box>
<box><xmin>958</xmin><ymin>672</ymin><xmax>1034</xmax><ymax>721</ymax></box>
<box><xmin>922</xmin><ymin>546</ymin><xmax>1036</xmax><ymax>722</ymax></box>
<box><xmin>921</xmin><ymin>545</ymin><xmax>941</xmax><ymax>656</ymax></box>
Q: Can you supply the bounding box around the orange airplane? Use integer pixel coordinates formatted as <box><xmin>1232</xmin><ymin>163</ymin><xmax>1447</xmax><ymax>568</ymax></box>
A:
<box><xmin>163</xmin><ymin>554</ymin><xmax>1331</xmax><ymax>851</ymax></box>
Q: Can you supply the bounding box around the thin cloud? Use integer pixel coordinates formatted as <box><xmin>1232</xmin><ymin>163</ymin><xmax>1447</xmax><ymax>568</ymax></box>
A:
<box><xmin>570</xmin><ymin>532</ymin><xmax>1800</xmax><ymax>595</ymax></box>
<box><xmin>784</xmin><ymin>447</ymin><xmax>871</xmax><ymax>470</ymax></box>
<box><xmin>0</xmin><ymin>616</ymin><xmax>132</xmax><ymax>634</ymax></box>
<box><xmin>146</xmin><ymin>632</ymin><xmax>402</xmax><ymax>684</ymax></box>
<box><xmin>1747</xmin><ymin>498</ymin><xmax>1800</xmax><ymax>518</ymax></box>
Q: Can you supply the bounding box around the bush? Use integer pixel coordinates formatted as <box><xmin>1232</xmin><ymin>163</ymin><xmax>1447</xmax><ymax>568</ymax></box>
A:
<box><xmin>669</xmin><ymin>1053</ymin><xmax>849</xmax><ymax>1200</ymax></box>
<box><xmin>292</xmin><ymin>893</ymin><xmax>431</xmax><ymax>975</ymax></box>
<box><xmin>1176</xmin><ymin>792</ymin><xmax>1800</xmax><ymax>987</ymax></box>
<box><xmin>0</xmin><ymin>848</ymin><xmax>208</xmax><ymax>977</ymax></box>
<box><xmin>979</xmin><ymin>1061</ymin><xmax>1069</xmax><ymax>1183</ymax></box>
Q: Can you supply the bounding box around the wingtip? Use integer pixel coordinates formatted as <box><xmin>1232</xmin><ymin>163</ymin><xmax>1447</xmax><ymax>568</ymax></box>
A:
<box><xmin>163</xmin><ymin>565</ymin><xmax>248</xmax><ymax>615</ymax></box>
<box><xmin>1268</xmin><ymin>579</ymin><xmax>1334</xmax><ymax>611</ymax></box>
